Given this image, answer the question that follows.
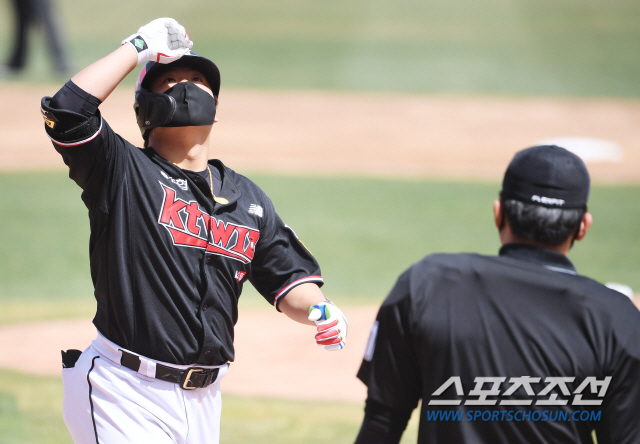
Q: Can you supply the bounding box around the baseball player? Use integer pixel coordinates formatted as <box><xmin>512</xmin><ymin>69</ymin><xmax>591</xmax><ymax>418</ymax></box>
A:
<box><xmin>354</xmin><ymin>145</ymin><xmax>640</xmax><ymax>443</ymax></box>
<box><xmin>40</xmin><ymin>18</ymin><xmax>347</xmax><ymax>443</ymax></box>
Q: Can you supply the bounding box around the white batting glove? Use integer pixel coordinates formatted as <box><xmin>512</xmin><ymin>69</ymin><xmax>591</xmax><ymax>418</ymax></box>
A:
<box><xmin>308</xmin><ymin>301</ymin><xmax>348</xmax><ymax>351</ymax></box>
<box><xmin>122</xmin><ymin>18</ymin><xmax>193</xmax><ymax>65</ymax></box>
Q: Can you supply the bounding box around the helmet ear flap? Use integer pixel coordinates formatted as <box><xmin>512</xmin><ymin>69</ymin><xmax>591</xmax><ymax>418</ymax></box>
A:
<box><xmin>134</xmin><ymin>89</ymin><xmax>177</xmax><ymax>137</ymax></box>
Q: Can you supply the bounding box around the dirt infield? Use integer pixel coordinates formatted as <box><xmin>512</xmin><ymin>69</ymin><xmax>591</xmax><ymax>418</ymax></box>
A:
<box><xmin>0</xmin><ymin>307</ymin><xmax>376</xmax><ymax>401</ymax></box>
<box><xmin>0</xmin><ymin>299</ymin><xmax>639</xmax><ymax>402</ymax></box>
<box><xmin>3</xmin><ymin>84</ymin><xmax>640</xmax><ymax>182</ymax></box>
<box><xmin>0</xmin><ymin>307</ymin><xmax>377</xmax><ymax>402</ymax></box>
<box><xmin>1</xmin><ymin>84</ymin><xmax>639</xmax><ymax>402</ymax></box>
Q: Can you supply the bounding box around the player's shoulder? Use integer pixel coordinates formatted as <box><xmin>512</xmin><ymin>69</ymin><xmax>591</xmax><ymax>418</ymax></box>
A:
<box><xmin>575</xmin><ymin>276</ymin><xmax>640</xmax><ymax>356</ymax></box>
<box><xmin>572</xmin><ymin>273</ymin><xmax>640</xmax><ymax>317</ymax></box>
<box><xmin>533</xmin><ymin>265</ymin><xmax>640</xmax><ymax>349</ymax></box>
<box><xmin>217</xmin><ymin>163</ymin><xmax>263</xmax><ymax>192</ymax></box>
<box><xmin>381</xmin><ymin>252</ymin><xmax>485</xmax><ymax>307</ymax></box>
<box><xmin>213</xmin><ymin>160</ymin><xmax>272</xmax><ymax>203</ymax></box>
<box><xmin>409</xmin><ymin>251</ymin><xmax>487</xmax><ymax>275</ymax></box>
<box><xmin>217</xmin><ymin>162</ymin><xmax>256</xmax><ymax>187</ymax></box>
<box><xmin>395</xmin><ymin>252</ymin><xmax>487</xmax><ymax>294</ymax></box>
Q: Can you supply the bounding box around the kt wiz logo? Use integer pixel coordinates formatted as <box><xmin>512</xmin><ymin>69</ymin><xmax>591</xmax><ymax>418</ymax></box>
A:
<box><xmin>158</xmin><ymin>184</ymin><xmax>260</xmax><ymax>264</ymax></box>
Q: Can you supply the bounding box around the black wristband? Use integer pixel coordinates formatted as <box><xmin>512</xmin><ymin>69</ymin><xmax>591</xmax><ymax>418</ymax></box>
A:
<box><xmin>126</xmin><ymin>35</ymin><xmax>149</xmax><ymax>54</ymax></box>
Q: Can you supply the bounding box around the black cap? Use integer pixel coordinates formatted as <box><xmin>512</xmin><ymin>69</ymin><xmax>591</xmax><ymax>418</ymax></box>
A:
<box><xmin>500</xmin><ymin>145</ymin><xmax>590</xmax><ymax>209</ymax></box>
<box><xmin>135</xmin><ymin>51</ymin><xmax>221</xmax><ymax>97</ymax></box>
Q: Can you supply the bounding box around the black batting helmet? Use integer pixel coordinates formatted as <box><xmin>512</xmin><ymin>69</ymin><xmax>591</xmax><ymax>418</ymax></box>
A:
<box><xmin>133</xmin><ymin>51</ymin><xmax>221</xmax><ymax>139</ymax></box>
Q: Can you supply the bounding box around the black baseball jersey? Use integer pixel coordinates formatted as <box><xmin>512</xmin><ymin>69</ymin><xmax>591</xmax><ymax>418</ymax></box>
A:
<box><xmin>42</xmin><ymin>84</ymin><xmax>322</xmax><ymax>366</ymax></box>
<box><xmin>357</xmin><ymin>243</ymin><xmax>640</xmax><ymax>443</ymax></box>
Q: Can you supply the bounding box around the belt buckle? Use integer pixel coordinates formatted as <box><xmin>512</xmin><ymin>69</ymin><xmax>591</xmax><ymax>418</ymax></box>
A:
<box><xmin>181</xmin><ymin>368</ymin><xmax>205</xmax><ymax>390</ymax></box>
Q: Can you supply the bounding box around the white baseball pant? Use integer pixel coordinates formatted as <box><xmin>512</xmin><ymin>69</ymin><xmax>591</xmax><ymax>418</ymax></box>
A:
<box><xmin>62</xmin><ymin>332</ymin><xmax>228</xmax><ymax>444</ymax></box>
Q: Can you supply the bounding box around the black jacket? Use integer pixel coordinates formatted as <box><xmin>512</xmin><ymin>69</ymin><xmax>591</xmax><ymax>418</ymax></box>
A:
<box><xmin>357</xmin><ymin>244</ymin><xmax>640</xmax><ymax>443</ymax></box>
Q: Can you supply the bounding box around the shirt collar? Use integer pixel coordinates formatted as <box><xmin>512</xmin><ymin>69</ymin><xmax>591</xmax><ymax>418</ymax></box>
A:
<box><xmin>499</xmin><ymin>243</ymin><xmax>577</xmax><ymax>275</ymax></box>
<box><xmin>208</xmin><ymin>159</ymin><xmax>241</xmax><ymax>206</ymax></box>
<box><xmin>148</xmin><ymin>149</ymin><xmax>242</xmax><ymax>206</ymax></box>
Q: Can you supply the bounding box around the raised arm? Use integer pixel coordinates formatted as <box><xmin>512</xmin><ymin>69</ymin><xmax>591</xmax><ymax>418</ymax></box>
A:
<box><xmin>41</xmin><ymin>18</ymin><xmax>194</xmax><ymax>191</ymax></box>
<box><xmin>71</xmin><ymin>18</ymin><xmax>193</xmax><ymax>102</ymax></box>
<box><xmin>71</xmin><ymin>45</ymin><xmax>137</xmax><ymax>103</ymax></box>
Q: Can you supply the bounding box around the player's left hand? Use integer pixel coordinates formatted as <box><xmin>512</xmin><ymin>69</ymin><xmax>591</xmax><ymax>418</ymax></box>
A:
<box><xmin>308</xmin><ymin>301</ymin><xmax>348</xmax><ymax>351</ymax></box>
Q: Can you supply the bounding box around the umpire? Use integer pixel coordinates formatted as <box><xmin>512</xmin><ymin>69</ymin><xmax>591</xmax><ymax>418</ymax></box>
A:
<box><xmin>355</xmin><ymin>145</ymin><xmax>640</xmax><ymax>443</ymax></box>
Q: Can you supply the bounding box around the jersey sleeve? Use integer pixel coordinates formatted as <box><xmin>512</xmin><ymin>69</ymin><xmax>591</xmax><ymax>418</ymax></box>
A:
<box><xmin>357</xmin><ymin>268</ymin><xmax>422</xmax><ymax>411</ymax></box>
<box><xmin>248</xmin><ymin>193</ymin><xmax>323</xmax><ymax>310</ymax></box>
<box><xmin>594</xmin><ymin>299</ymin><xmax>640</xmax><ymax>443</ymax></box>
<box><xmin>354</xmin><ymin>399</ymin><xmax>412</xmax><ymax>444</ymax></box>
<box><xmin>41</xmin><ymin>82</ymin><xmax>129</xmax><ymax>209</ymax></box>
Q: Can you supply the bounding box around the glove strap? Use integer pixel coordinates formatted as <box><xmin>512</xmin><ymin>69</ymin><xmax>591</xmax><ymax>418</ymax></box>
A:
<box><xmin>122</xmin><ymin>34</ymin><xmax>149</xmax><ymax>65</ymax></box>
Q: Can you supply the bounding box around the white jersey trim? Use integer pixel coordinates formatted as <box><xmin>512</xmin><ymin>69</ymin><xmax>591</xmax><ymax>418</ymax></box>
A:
<box><xmin>48</xmin><ymin>118</ymin><xmax>103</xmax><ymax>147</ymax></box>
<box><xmin>543</xmin><ymin>265</ymin><xmax>578</xmax><ymax>275</ymax></box>
<box><xmin>273</xmin><ymin>275</ymin><xmax>324</xmax><ymax>307</ymax></box>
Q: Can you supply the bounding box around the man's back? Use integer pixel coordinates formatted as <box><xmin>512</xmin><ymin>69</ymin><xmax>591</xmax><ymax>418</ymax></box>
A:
<box><xmin>358</xmin><ymin>244</ymin><xmax>640</xmax><ymax>443</ymax></box>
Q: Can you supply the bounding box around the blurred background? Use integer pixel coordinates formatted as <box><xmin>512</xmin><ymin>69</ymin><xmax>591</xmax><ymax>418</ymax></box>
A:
<box><xmin>0</xmin><ymin>0</ymin><xmax>639</xmax><ymax>442</ymax></box>
<box><xmin>2</xmin><ymin>0</ymin><xmax>640</xmax><ymax>95</ymax></box>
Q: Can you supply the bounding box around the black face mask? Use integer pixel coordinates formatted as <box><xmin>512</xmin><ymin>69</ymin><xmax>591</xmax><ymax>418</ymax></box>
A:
<box><xmin>134</xmin><ymin>82</ymin><xmax>216</xmax><ymax>137</ymax></box>
<box><xmin>163</xmin><ymin>82</ymin><xmax>216</xmax><ymax>127</ymax></box>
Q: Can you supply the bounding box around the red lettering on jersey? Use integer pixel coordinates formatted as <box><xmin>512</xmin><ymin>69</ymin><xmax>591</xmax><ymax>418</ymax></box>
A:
<box><xmin>230</xmin><ymin>226</ymin><xmax>250</xmax><ymax>255</ymax></box>
<box><xmin>229</xmin><ymin>226</ymin><xmax>260</xmax><ymax>261</ymax></box>
<box><xmin>184</xmin><ymin>202</ymin><xmax>202</xmax><ymax>235</ymax></box>
<box><xmin>159</xmin><ymin>185</ymin><xmax>187</xmax><ymax>229</ymax></box>
<box><xmin>158</xmin><ymin>183</ymin><xmax>260</xmax><ymax>264</ymax></box>
<box><xmin>209</xmin><ymin>218</ymin><xmax>236</xmax><ymax>247</ymax></box>
<box><xmin>245</xmin><ymin>229</ymin><xmax>260</xmax><ymax>261</ymax></box>
<box><xmin>206</xmin><ymin>243</ymin><xmax>248</xmax><ymax>262</ymax></box>
<box><xmin>167</xmin><ymin>228</ymin><xmax>208</xmax><ymax>248</ymax></box>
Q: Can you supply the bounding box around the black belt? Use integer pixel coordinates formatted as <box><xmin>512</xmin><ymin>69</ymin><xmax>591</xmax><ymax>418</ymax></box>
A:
<box><xmin>120</xmin><ymin>350</ymin><xmax>220</xmax><ymax>390</ymax></box>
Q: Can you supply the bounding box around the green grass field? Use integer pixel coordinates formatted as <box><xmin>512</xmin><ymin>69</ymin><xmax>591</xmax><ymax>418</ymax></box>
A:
<box><xmin>0</xmin><ymin>368</ymin><xmax>420</xmax><ymax>444</ymax></box>
<box><xmin>0</xmin><ymin>171</ymin><xmax>638</xmax><ymax>324</ymax></box>
<box><xmin>0</xmin><ymin>369</ymin><xmax>420</xmax><ymax>444</ymax></box>
<box><xmin>1</xmin><ymin>0</ymin><xmax>640</xmax><ymax>96</ymax></box>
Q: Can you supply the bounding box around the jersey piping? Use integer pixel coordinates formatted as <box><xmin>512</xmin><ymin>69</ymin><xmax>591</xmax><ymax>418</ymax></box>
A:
<box><xmin>274</xmin><ymin>275</ymin><xmax>324</xmax><ymax>305</ymax></box>
<box><xmin>47</xmin><ymin>118</ymin><xmax>103</xmax><ymax>147</ymax></box>
<box><xmin>87</xmin><ymin>356</ymin><xmax>101</xmax><ymax>444</ymax></box>
<box><xmin>543</xmin><ymin>265</ymin><xmax>578</xmax><ymax>275</ymax></box>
